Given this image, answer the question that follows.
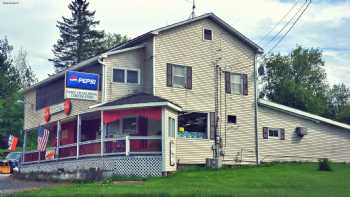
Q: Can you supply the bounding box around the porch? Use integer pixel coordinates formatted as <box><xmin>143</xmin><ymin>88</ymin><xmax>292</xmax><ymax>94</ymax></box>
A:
<box><xmin>22</xmin><ymin>93</ymin><xmax>180</xmax><ymax>176</ymax></box>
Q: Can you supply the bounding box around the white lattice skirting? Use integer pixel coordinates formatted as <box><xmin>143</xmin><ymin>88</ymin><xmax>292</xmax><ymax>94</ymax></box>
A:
<box><xmin>21</xmin><ymin>156</ymin><xmax>162</xmax><ymax>177</ymax></box>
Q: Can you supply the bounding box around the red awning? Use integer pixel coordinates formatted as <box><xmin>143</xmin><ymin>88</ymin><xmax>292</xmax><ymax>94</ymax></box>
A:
<box><xmin>103</xmin><ymin>107</ymin><xmax>161</xmax><ymax>124</ymax></box>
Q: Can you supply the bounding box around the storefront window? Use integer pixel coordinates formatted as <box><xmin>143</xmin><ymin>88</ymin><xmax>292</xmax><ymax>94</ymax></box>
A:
<box><xmin>178</xmin><ymin>112</ymin><xmax>208</xmax><ymax>139</ymax></box>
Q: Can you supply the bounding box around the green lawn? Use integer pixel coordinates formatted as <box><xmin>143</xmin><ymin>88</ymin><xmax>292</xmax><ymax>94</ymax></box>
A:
<box><xmin>10</xmin><ymin>163</ymin><xmax>350</xmax><ymax>197</ymax></box>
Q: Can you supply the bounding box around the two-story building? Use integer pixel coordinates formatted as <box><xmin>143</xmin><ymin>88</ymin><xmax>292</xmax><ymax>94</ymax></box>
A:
<box><xmin>21</xmin><ymin>13</ymin><xmax>350</xmax><ymax>176</ymax></box>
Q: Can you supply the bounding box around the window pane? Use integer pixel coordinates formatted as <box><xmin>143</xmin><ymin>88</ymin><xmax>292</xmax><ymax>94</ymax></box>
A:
<box><xmin>106</xmin><ymin>120</ymin><xmax>121</xmax><ymax>138</ymax></box>
<box><xmin>113</xmin><ymin>69</ymin><xmax>125</xmax><ymax>82</ymax></box>
<box><xmin>123</xmin><ymin>117</ymin><xmax>137</xmax><ymax>135</ymax></box>
<box><xmin>269</xmin><ymin>129</ymin><xmax>279</xmax><ymax>137</ymax></box>
<box><xmin>127</xmin><ymin>70</ymin><xmax>138</xmax><ymax>83</ymax></box>
<box><xmin>173</xmin><ymin>66</ymin><xmax>186</xmax><ymax>77</ymax></box>
<box><xmin>173</xmin><ymin>76</ymin><xmax>186</xmax><ymax>88</ymax></box>
<box><xmin>204</xmin><ymin>29</ymin><xmax>212</xmax><ymax>40</ymax></box>
<box><xmin>231</xmin><ymin>74</ymin><xmax>242</xmax><ymax>94</ymax></box>
<box><xmin>168</xmin><ymin>117</ymin><xmax>175</xmax><ymax>137</ymax></box>
<box><xmin>178</xmin><ymin>112</ymin><xmax>207</xmax><ymax>139</ymax></box>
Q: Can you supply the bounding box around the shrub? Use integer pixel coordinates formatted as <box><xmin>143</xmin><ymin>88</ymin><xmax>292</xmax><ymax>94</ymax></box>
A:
<box><xmin>318</xmin><ymin>158</ymin><xmax>332</xmax><ymax>171</ymax></box>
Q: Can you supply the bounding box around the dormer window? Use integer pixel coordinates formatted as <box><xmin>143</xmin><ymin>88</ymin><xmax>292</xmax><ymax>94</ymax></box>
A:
<box><xmin>203</xmin><ymin>28</ymin><xmax>213</xmax><ymax>41</ymax></box>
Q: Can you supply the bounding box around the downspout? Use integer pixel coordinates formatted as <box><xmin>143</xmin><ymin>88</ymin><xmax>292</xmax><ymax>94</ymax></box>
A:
<box><xmin>98</xmin><ymin>54</ymin><xmax>108</xmax><ymax>102</ymax></box>
<box><xmin>253</xmin><ymin>54</ymin><xmax>260</xmax><ymax>165</ymax></box>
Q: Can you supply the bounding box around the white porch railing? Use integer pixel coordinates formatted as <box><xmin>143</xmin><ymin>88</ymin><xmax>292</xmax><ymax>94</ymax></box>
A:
<box><xmin>22</xmin><ymin>136</ymin><xmax>161</xmax><ymax>164</ymax></box>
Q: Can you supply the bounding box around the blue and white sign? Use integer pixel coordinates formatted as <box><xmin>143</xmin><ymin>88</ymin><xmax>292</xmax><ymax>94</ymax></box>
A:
<box><xmin>65</xmin><ymin>71</ymin><xmax>99</xmax><ymax>101</ymax></box>
<box><xmin>66</xmin><ymin>71</ymin><xmax>99</xmax><ymax>90</ymax></box>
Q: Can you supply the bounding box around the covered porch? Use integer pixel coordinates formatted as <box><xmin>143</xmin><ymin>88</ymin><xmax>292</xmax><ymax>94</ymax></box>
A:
<box><xmin>22</xmin><ymin>93</ymin><xmax>180</xmax><ymax>176</ymax></box>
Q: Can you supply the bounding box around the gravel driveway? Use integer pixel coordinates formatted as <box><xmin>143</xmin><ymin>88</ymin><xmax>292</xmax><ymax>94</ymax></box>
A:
<box><xmin>0</xmin><ymin>174</ymin><xmax>60</xmax><ymax>195</ymax></box>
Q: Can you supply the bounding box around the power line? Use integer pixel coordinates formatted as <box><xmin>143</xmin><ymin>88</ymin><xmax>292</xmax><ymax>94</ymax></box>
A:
<box><xmin>258</xmin><ymin>0</ymin><xmax>301</xmax><ymax>45</ymax></box>
<box><xmin>263</xmin><ymin>0</ymin><xmax>309</xmax><ymax>49</ymax></box>
<box><xmin>267</xmin><ymin>0</ymin><xmax>312</xmax><ymax>54</ymax></box>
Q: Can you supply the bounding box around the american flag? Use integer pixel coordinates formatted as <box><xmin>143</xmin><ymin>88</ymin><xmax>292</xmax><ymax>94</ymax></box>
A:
<box><xmin>37</xmin><ymin>127</ymin><xmax>50</xmax><ymax>151</ymax></box>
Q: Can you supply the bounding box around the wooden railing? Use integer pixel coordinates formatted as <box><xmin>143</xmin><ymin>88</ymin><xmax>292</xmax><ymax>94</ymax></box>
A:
<box><xmin>22</xmin><ymin>136</ymin><xmax>162</xmax><ymax>164</ymax></box>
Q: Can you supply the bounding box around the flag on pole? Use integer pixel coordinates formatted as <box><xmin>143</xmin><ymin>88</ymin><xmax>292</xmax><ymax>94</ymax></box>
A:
<box><xmin>8</xmin><ymin>135</ymin><xmax>18</xmax><ymax>151</ymax></box>
<box><xmin>37</xmin><ymin>127</ymin><xmax>50</xmax><ymax>151</ymax></box>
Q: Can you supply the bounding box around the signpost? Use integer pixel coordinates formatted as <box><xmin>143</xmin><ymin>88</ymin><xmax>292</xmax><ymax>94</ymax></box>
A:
<box><xmin>65</xmin><ymin>71</ymin><xmax>99</xmax><ymax>101</ymax></box>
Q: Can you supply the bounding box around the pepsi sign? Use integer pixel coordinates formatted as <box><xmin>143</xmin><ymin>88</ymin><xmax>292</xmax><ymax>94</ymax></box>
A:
<box><xmin>66</xmin><ymin>71</ymin><xmax>99</xmax><ymax>90</ymax></box>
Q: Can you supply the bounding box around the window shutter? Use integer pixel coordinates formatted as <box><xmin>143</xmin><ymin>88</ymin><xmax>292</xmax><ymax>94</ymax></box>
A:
<box><xmin>242</xmin><ymin>74</ymin><xmax>248</xmax><ymax>95</ymax></box>
<box><xmin>186</xmin><ymin>66</ymin><xmax>192</xmax><ymax>89</ymax></box>
<box><xmin>166</xmin><ymin>64</ymin><xmax>173</xmax><ymax>87</ymax></box>
<box><xmin>280</xmin><ymin>128</ymin><xmax>285</xmax><ymax>140</ymax></box>
<box><xmin>225</xmin><ymin>72</ymin><xmax>231</xmax><ymax>94</ymax></box>
<box><xmin>209</xmin><ymin>112</ymin><xmax>216</xmax><ymax>140</ymax></box>
<box><xmin>263</xmin><ymin>127</ymin><xmax>268</xmax><ymax>139</ymax></box>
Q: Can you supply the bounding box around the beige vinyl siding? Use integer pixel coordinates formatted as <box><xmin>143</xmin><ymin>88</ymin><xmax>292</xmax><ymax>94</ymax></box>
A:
<box><xmin>23</xmin><ymin>89</ymin><xmax>99</xmax><ymax>130</ymax></box>
<box><xmin>103</xmin><ymin>48</ymin><xmax>145</xmax><ymax>101</ymax></box>
<box><xmin>143</xmin><ymin>39</ymin><xmax>154</xmax><ymax>94</ymax></box>
<box><xmin>154</xmin><ymin>18</ymin><xmax>257</xmax><ymax>164</ymax></box>
<box><xmin>176</xmin><ymin>138</ymin><xmax>214</xmax><ymax>164</ymax></box>
<box><xmin>258</xmin><ymin>106</ymin><xmax>350</xmax><ymax>162</ymax></box>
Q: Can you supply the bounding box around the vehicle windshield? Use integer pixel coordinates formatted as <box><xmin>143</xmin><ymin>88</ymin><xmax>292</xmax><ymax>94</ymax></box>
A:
<box><xmin>5</xmin><ymin>152</ymin><xmax>21</xmax><ymax>160</ymax></box>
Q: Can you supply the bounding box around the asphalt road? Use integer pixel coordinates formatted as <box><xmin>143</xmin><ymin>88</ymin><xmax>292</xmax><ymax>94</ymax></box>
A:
<box><xmin>0</xmin><ymin>174</ymin><xmax>58</xmax><ymax>195</ymax></box>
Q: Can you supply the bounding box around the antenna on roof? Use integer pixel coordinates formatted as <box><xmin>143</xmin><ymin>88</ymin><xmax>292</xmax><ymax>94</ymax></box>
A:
<box><xmin>190</xmin><ymin>0</ymin><xmax>196</xmax><ymax>19</ymax></box>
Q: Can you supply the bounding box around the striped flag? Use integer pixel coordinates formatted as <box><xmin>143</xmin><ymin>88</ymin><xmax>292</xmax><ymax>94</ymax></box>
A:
<box><xmin>37</xmin><ymin>127</ymin><xmax>50</xmax><ymax>151</ymax></box>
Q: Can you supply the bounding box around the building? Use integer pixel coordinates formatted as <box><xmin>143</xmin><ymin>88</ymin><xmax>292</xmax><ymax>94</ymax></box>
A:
<box><xmin>21</xmin><ymin>13</ymin><xmax>350</xmax><ymax>176</ymax></box>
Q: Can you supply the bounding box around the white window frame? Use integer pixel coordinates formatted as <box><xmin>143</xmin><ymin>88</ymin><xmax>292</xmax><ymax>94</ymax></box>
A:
<box><xmin>168</xmin><ymin>117</ymin><xmax>176</xmax><ymax>138</ymax></box>
<box><xmin>268</xmin><ymin>128</ymin><xmax>281</xmax><ymax>139</ymax></box>
<box><xmin>112</xmin><ymin>67</ymin><xmax>141</xmax><ymax>85</ymax></box>
<box><xmin>172</xmin><ymin>64</ymin><xmax>187</xmax><ymax>88</ymax></box>
<box><xmin>202</xmin><ymin>28</ymin><xmax>213</xmax><ymax>41</ymax></box>
<box><xmin>231</xmin><ymin>73</ymin><xmax>243</xmax><ymax>95</ymax></box>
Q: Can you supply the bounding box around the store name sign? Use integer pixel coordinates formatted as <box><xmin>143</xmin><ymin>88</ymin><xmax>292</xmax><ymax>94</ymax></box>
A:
<box><xmin>65</xmin><ymin>71</ymin><xmax>99</xmax><ymax>101</ymax></box>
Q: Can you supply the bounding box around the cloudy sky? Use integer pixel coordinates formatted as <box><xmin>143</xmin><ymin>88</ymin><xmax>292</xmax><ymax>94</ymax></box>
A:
<box><xmin>0</xmin><ymin>0</ymin><xmax>349</xmax><ymax>86</ymax></box>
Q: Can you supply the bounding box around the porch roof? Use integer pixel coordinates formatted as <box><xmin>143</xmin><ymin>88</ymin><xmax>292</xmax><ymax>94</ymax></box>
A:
<box><xmin>89</xmin><ymin>93</ymin><xmax>182</xmax><ymax>112</ymax></box>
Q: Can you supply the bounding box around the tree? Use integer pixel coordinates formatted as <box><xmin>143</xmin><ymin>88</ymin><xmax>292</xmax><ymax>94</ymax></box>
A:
<box><xmin>0</xmin><ymin>38</ymin><xmax>23</xmax><ymax>148</ymax></box>
<box><xmin>336</xmin><ymin>105</ymin><xmax>350</xmax><ymax>124</ymax></box>
<box><xmin>49</xmin><ymin>0</ymin><xmax>104</xmax><ymax>71</ymax></box>
<box><xmin>14</xmin><ymin>48</ymin><xmax>38</xmax><ymax>89</ymax></box>
<box><xmin>325</xmin><ymin>83</ymin><xmax>350</xmax><ymax>119</ymax></box>
<box><xmin>101</xmin><ymin>33</ymin><xmax>128</xmax><ymax>51</ymax></box>
<box><xmin>261</xmin><ymin>46</ymin><xmax>329</xmax><ymax>115</ymax></box>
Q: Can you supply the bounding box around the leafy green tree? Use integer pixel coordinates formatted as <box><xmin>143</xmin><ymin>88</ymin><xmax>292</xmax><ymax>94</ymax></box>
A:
<box><xmin>0</xmin><ymin>38</ymin><xmax>23</xmax><ymax>148</ymax></box>
<box><xmin>14</xmin><ymin>48</ymin><xmax>38</xmax><ymax>89</ymax></box>
<box><xmin>101</xmin><ymin>33</ymin><xmax>128</xmax><ymax>51</ymax></box>
<box><xmin>261</xmin><ymin>46</ymin><xmax>328</xmax><ymax>115</ymax></box>
<box><xmin>326</xmin><ymin>83</ymin><xmax>350</xmax><ymax>119</ymax></box>
<box><xmin>49</xmin><ymin>0</ymin><xmax>104</xmax><ymax>71</ymax></box>
<box><xmin>336</xmin><ymin>104</ymin><xmax>350</xmax><ymax>124</ymax></box>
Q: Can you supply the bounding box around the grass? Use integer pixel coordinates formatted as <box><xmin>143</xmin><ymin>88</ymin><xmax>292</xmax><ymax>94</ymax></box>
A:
<box><xmin>9</xmin><ymin>163</ymin><xmax>350</xmax><ymax>197</ymax></box>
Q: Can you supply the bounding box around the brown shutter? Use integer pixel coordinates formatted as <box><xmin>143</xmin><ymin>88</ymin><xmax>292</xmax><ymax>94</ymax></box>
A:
<box><xmin>209</xmin><ymin>112</ymin><xmax>216</xmax><ymax>140</ymax></box>
<box><xmin>242</xmin><ymin>74</ymin><xmax>248</xmax><ymax>95</ymax></box>
<box><xmin>225</xmin><ymin>72</ymin><xmax>231</xmax><ymax>94</ymax></box>
<box><xmin>166</xmin><ymin>64</ymin><xmax>173</xmax><ymax>87</ymax></box>
<box><xmin>263</xmin><ymin>127</ymin><xmax>268</xmax><ymax>139</ymax></box>
<box><xmin>280</xmin><ymin>128</ymin><xmax>285</xmax><ymax>140</ymax></box>
<box><xmin>186</xmin><ymin>66</ymin><xmax>192</xmax><ymax>89</ymax></box>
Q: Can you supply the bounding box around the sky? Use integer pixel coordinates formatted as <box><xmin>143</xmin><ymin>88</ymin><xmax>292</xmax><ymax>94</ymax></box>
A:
<box><xmin>0</xmin><ymin>0</ymin><xmax>349</xmax><ymax>86</ymax></box>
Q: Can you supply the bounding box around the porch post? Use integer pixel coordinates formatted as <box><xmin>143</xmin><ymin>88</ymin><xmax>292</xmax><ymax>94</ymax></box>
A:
<box><xmin>100</xmin><ymin>110</ymin><xmax>104</xmax><ymax>156</ymax></box>
<box><xmin>56</xmin><ymin>120</ymin><xmax>60</xmax><ymax>159</ymax></box>
<box><xmin>22</xmin><ymin>130</ymin><xmax>27</xmax><ymax>164</ymax></box>
<box><xmin>76</xmin><ymin>115</ymin><xmax>81</xmax><ymax>159</ymax></box>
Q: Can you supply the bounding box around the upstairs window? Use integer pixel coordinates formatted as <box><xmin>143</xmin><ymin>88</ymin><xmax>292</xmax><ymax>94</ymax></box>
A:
<box><xmin>113</xmin><ymin>69</ymin><xmax>125</xmax><ymax>83</ymax></box>
<box><xmin>224</xmin><ymin>72</ymin><xmax>248</xmax><ymax>95</ymax></box>
<box><xmin>36</xmin><ymin>77</ymin><xmax>64</xmax><ymax>110</ymax></box>
<box><xmin>113</xmin><ymin>68</ymin><xmax>140</xmax><ymax>84</ymax></box>
<box><xmin>231</xmin><ymin>74</ymin><xmax>242</xmax><ymax>95</ymax></box>
<box><xmin>203</xmin><ymin>28</ymin><xmax>213</xmax><ymax>41</ymax></box>
<box><xmin>166</xmin><ymin>63</ymin><xmax>192</xmax><ymax>89</ymax></box>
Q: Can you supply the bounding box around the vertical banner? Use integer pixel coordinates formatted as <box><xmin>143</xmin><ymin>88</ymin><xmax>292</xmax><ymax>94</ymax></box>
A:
<box><xmin>8</xmin><ymin>135</ymin><xmax>18</xmax><ymax>151</ymax></box>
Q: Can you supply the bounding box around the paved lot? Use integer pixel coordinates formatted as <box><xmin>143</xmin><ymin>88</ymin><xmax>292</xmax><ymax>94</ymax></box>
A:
<box><xmin>0</xmin><ymin>174</ymin><xmax>59</xmax><ymax>195</ymax></box>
